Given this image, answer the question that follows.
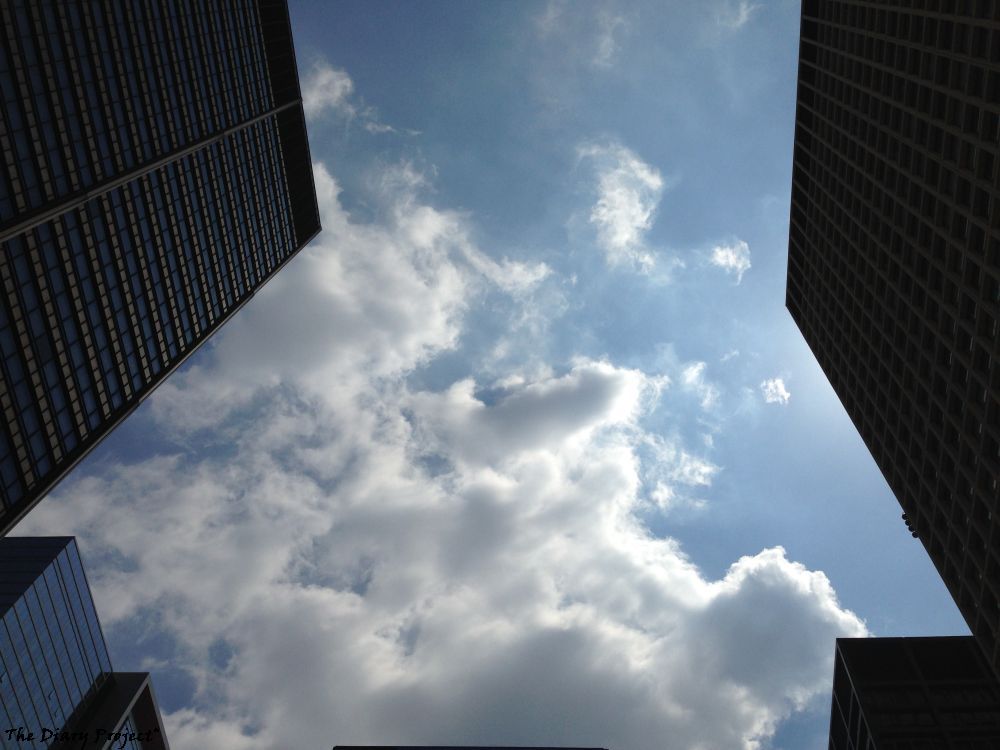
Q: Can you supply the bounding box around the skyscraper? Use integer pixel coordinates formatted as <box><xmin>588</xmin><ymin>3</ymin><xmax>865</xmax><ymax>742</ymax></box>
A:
<box><xmin>0</xmin><ymin>537</ymin><xmax>168</xmax><ymax>748</ymax></box>
<box><xmin>786</xmin><ymin>0</ymin><xmax>1000</xmax><ymax>675</ymax></box>
<box><xmin>0</xmin><ymin>0</ymin><xmax>320</xmax><ymax>533</ymax></box>
<box><xmin>828</xmin><ymin>636</ymin><xmax>1000</xmax><ymax>749</ymax></box>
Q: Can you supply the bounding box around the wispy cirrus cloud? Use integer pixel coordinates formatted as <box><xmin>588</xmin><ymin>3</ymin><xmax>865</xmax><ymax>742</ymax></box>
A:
<box><xmin>593</xmin><ymin>9</ymin><xmax>630</xmax><ymax>68</ymax></box>
<box><xmin>681</xmin><ymin>361</ymin><xmax>721</xmax><ymax>410</ymax></box>
<box><xmin>302</xmin><ymin>62</ymin><xmax>411</xmax><ymax>134</ymax></box>
<box><xmin>535</xmin><ymin>2</ymin><xmax>631</xmax><ymax>69</ymax></box>
<box><xmin>579</xmin><ymin>141</ymin><xmax>666</xmax><ymax>273</ymax></box>
<box><xmin>717</xmin><ymin>0</ymin><xmax>762</xmax><ymax>30</ymax></box>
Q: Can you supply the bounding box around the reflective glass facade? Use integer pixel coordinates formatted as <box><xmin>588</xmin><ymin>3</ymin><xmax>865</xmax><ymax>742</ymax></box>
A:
<box><xmin>0</xmin><ymin>537</ymin><xmax>110</xmax><ymax>746</ymax></box>
<box><xmin>787</xmin><ymin>1</ymin><xmax>1000</xmax><ymax>672</ymax></box>
<box><xmin>0</xmin><ymin>538</ymin><xmax>169</xmax><ymax>749</ymax></box>
<box><xmin>0</xmin><ymin>0</ymin><xmax>321</xmax><ymax>532</ymax></box>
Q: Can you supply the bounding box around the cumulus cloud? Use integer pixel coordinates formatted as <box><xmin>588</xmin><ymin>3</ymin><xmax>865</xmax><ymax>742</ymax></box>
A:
<box><xmin>710</xmin><ymin>240</ymin><xmax>752</xmax><ymax>283</ymax></box>
<box><xmin>17</xmin><ymin>156</ymin><xmax>861</xmax><ymax>750</ymax></box>
<box><xmin>761</xmin><ymin>377</ymin><xmax>791</xmax><ymax>405</ymax></box>
<box><xmin>145</xmin><ymin>161</ymin><xmax>548</xmax><ymax>434</ymax></box>
<box><xmin>579</xmin><ymin>142</ymin><xmax>665</xmax><ymax>272</ymax></box>
<box><xmin>408</xmin><ymin>360</ymin><xmax>652</xmax><ymax>466</ymax></box>
<box><xmin>22</xmin><ymin>371</ymin><xmax>863</xmax><ymax>749</ymax></box>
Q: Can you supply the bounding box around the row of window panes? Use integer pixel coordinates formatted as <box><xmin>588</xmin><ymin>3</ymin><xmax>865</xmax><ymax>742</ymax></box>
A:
<box><xmin>805</xmin><ymin>146</ymin><xmax>983</xmax><ymax>405</ymax></box>
<box><xmin>819</xmin><ymin>0</ymin><xmax>999</xmax><ymax>25</ymax></box>
<box><xmin>817</xmin><ymin>43</ymin><xmax>1000</xmax><ymax>150</ymax></box>
<box><xmin>793</xmin><ymin>158</ymin><xmax>991</xmax><ymax>504</ymax></box>
<box><xmin>793</xmin><ymin>166</ymin><xmax>958</xmax><ymax>431</ymax></box>
<box><xmin>806</xmin><ymin>90</ymin><xmax>999</xmax><ymax>308</ymax></box>
<box><xmin>2</xmin><ymin>112</ymin><xmax>297</xmax><ymax>503</ymax></box>
<box><xmin>817</xmin><ymin>7</ymin><xmax>1000</xmax><ymax>75</ymax></box>
<box><xmin>112</xmin><ymin>116</ymin><xmax>290</xmax><ymax>360</ymax></box>
<box><xmin>804</xmin><ymin>88</ymin><xmax>988</xmax><ymax>235</ymax></box>
<box><xmin>1</xmin><ymin>207</ymin><xmax>170</xmax><ymax>480</ymax></box>
<box><xmin>1</xmin><ymin>0</ymin><xmax>273</xmax><ymax>212</ymax></box>
<box><xmin>12</xmin><ymin>245</ymin><xmax>100</xmax><ymax>457</ymax></box>
<box><xmin>0</xmin><ymin>248</ymin><xmax>61</xmax><ymax>475</ymax></box>
<box><xmin>815</xmin><ymin>3</ymin><xmax>1000</xmax><ymax>60</ymax></box>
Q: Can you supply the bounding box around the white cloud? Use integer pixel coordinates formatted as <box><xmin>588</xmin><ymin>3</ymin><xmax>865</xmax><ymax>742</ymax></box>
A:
<box><xmin>760</xmin><ymin>377</ymin><xmax>791</xmax><ymax>405</ymax></box>
<box><xmin>710</xmin><ymin>240</ymin><xmax>752</xmax><ymax>283</ymax></box>
<box><xmin>302</xmin><ymin>63</ymin><xmax>356</xmax><ymax>119</ymax></box>
<box><xmin>681</xmin><ymin>361</ymin><xmax>721</xmax><ymax>410</ymax></box>
<box><xmin>17</xmin><ymin>153</ymin><xmax>860</xmax><ymax>750</ymax></box>
<box><xmin>302</xmin><ymin>62</ymin><xmax>407</xmax><ymax>135</ymax></box>
<box><xmin>145</xmin><ymin>161</ymin><xmax>548</xmax><ymax>436</ymax></box>
<box><xmin>536</xmin><ymin>3</ymin><xmax>631</xmax><ymax>69</ymax></box>
<box><xmin>593</xmin><ymin>10</ymin><xmax>630</xmax><ymax>68</ymax></box>
<box><xmin>22</xmin><ymin>366</ymin><xmax>863</xmax><ymax>749</ymax></box>
<box><xmin>408</xmin><ymin>359</ymin><xmax>652</xmax><ymax>467</ymax></box>
<box><xmin>579</xmin><ymin>142</ymin><xmax>665</xmax><ymax>272</ymax></box>
<box><xmin>534</xmin><ymin>0</ymin><xmax>567</xmax><ymax>36</ymax></box>
<box><xmin>718</xmin><ymin>1</ymin><xmax>762</xmax><ymax>30</ymax></box>
<box><xmin>642</xmin><ymin>432</ymin><xmax>717</xmax><ymax>514</ymax></box>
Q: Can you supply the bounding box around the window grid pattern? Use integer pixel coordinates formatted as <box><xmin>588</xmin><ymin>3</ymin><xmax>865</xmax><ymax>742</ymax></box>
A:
<box><xmin>788</xmin><ymin>0</ymin><xmax>1000</xmax><ymax>674</ymax></box>
<box><xmin>829</xmin><ymin>637</ymin><xmax>1000</xmax><ymax>749</ymax></box>
<box><xmin>0</xmin><ymin>117</ymin><xmax>296</xmax><ymax>510</ymax></box>
<box><xmin>0</xmin><ymin>0</ymin><xmax>272</xmax><ymax>227</ymax></box>
<box><xmin>0</xmin><ymin>538</ymin><xmax>111</xmax><ymax>749</ymax></box>
<box><xmin>0</xmin><ymin>0</ymin><xmax>319</xmax><ymax>532</ymax></box>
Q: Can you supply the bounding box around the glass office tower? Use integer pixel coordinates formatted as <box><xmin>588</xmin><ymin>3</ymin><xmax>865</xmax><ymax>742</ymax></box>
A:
<box><xmin>786</xmin><ymin>1</ymin><xmax>1000</xmax><ymax>673</ymax></box>
<box><xmin>0</xmin><ymin>0</ymin><xmax>321</xmax><ymax>533</ymax></box>
<box><xmin>0</xmin><ymin>537</ymin><xmax>168</xmax><ymax>749</ymax></box>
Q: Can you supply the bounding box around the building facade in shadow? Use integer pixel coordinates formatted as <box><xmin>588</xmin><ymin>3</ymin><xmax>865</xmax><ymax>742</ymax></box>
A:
<box><xmin>787</xmin><ymin>1</ymin><xmax>1000</xmax><ymax>745</ymax></box>
<box><xmin>0</xmin><ymin>0</ymin><xmax>321</xmax><ymax>533</ymax></box>
<box><xmin>829</xmin><ymin>637</ymin><xmax>1000</xmax><ymax>748</ymax></box>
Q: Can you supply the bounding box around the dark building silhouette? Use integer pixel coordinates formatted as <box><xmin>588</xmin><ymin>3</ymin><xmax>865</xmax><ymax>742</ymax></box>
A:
<box><xmin>786</xmin><ymin>0</ymin><xmax>1000</xmax><ymax>676</ymax></box>
<box><xmin>0</xmin><ymin>0</ymin><xmax>320</xmax><ymax>533</ymax></box>
<box><xmin>0</xmin><ymin>537</ymin><xmax>168</xmax><ymax>749</ymax></box>
<box><xmin>829</xmin><ymin>637</ymin><xmax>1000</xmax><ymax>749</ymax></box>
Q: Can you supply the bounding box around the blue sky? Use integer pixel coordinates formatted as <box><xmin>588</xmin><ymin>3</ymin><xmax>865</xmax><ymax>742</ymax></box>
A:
<box><xmin>18</xmin><ymin>2</ymin><xmax>969</xmax><ymax>749</ymax></box>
